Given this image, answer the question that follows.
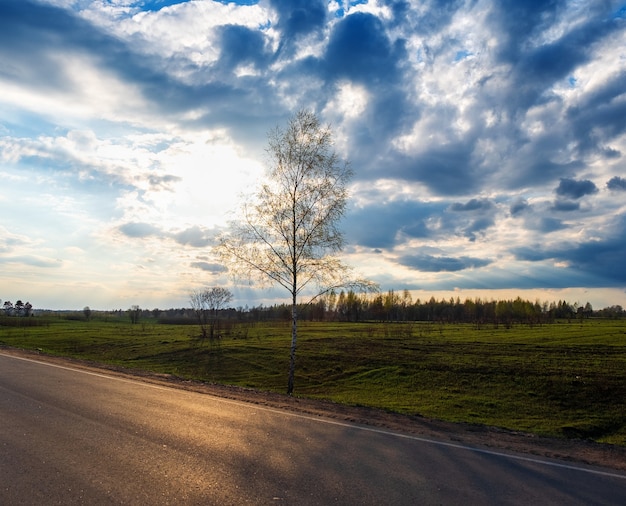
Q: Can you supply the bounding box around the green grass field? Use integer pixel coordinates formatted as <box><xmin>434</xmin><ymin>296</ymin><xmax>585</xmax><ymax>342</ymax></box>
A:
<box><xmin>1</xmin><ymin>316</ymin><xmax>625</xmax><ymax>445</ymax></box>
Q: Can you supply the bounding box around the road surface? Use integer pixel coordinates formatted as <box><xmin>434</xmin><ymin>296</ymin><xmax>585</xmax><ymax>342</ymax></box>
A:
<box><xmin>1</xmin><ymin>351</ymin><xmax>625</xmax><ymax>505</ymax></box>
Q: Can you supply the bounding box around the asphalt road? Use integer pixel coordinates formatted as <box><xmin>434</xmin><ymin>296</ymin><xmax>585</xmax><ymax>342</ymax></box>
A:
<box><xmin>1</xmin><ymin>352</ymin><xmax>625</xmax><ymax>505</ymax></box>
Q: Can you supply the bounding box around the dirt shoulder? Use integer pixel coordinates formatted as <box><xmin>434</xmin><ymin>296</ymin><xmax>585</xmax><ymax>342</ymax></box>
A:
<box><xmin>3</xmin><ymin>347</ymin><xmax>625</xmax><ymax>473</ymax></box>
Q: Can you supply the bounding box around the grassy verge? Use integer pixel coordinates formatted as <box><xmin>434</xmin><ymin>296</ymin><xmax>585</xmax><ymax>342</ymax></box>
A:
<box><xmin>1</xmin><ymin>316</ymin><xmax>625</xmax><ymax>445</ymax></box>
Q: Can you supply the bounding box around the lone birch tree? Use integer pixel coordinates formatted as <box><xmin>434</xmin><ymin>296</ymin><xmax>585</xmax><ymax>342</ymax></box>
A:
<box><xmin>217</xmin><ymin>110</ymin><xmax>374</xmax><ymax>395</ymax></box>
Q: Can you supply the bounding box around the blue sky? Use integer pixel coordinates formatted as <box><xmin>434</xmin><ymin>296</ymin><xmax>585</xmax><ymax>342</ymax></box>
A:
<box><xmin>1</xmin><ymin>0</ymin><xmax>625</xmax><ymax>310</ymax></box>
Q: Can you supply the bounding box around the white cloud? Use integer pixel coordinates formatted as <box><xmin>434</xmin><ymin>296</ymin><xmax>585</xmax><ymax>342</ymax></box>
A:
<box><xmin>0</xmin><ymin>57</ymin><xmax>149</xmax><ymax>131</ymax></box>
<box><xmin>80</xmin><ymin>0</ymin><xmax>272</xmax><ymax>70</ymax></box>
<box><xmin>347</xmin><ymin>0</ymin><xmax>393</xmax><ymax>20</ymax></box>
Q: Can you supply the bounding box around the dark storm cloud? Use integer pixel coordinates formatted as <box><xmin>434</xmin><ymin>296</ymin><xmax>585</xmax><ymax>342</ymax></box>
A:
<box><xmin>449</xmin><ymin>216</ymin><xmax>494</xmax><ymax>242</ymax></box>
<box><xmin>507</xmin><ymin>160</ymin><xmax>586</xmax><ymax>190</ymax></box>
<box><xmin>487</xmin><ymin>0</ymin><xmax>597</xmax><ymax>113</ymax></box>
<box><xmin>316</xmin><ymin>10</ymin><xmax>412</xmax><ymax>163</ymax></box>
<box><xmin>508</xmin><ymin>197</ymin><xmax>570</xmax><ymax>232</ymax></box>
<box><xmin>398</xmin><ymin>253</ymin><xmax>492</xmax><ymax>272</ymax></box>
<box><xmin>344</xmin><ymin>200</ymin><xmax>446</xmax><ymax>249</ymax></box>
<box><xmin>217</xmin><ymin>24</ymin><xmax>271</xmax><ymax>71</ymax></box>
<box><xmin>345</xmin><ymin>197</ymin><xmax>498</xmax><ymax>249</ymax></box>
<box><xmin>382</xmin><ymin>0</ymin><xmax>411</xmax><ymax>27</ymax></box>
<box><xmin>489</xmin><ymin>0</ymin><xmax>610</xmax><ymax>69</ymax></box>
<box><xmin>512</xmin><ymin>246</ymin><xmax>550</xmax><ymax>263</ymax></box>
<box><xmin>557</xmin><ymin>236</ymin><xmax>626</xmax><ymax>284</ymax></box>
<box><xmin>513</xmin><ymin>214</ymin><xmax>626</xmax><ymax>285</ymax></box>
<box><xmin>8</xmin><ymin>2</ymin><xmax>108</xmax><ymax>72</ymax></box>
<box><xmin>0</xmin><ymin>1</ymin><xmax>177</xmax><ymax>108</ymax></box>
<box><xmin>607</xmin><ymin>176</ymin><xmax>626</xmax><ymax>191</ymax></box>
<box><xmin>450</xmin><ymin>198</ymin><xmax>493</xmax><ymax>212</ymax></box>
<box><xmin>550</xmin><ymin>200</ymin><xmax>580</xmax><ymax>212</ymax></box>
<box><xmin>324</xmin><ymin>12</ymin><xmax>401</xmax><ymax>84</ymax></box>
<box><xmin>445</xmin><ymin>198</ymin><xmax>496</xmax><ymax>241</ymax></box>
<box><xmin>419</xmin><ymin>263</ymin><xmax>600</xmax><ymax>291</ymax></box>
<box><xmin>510</xmin><ymin>198</ymin><xmax>529</xmax><ymax>216</ymax></box>
<box><xmin>270</xmin><ymin>0</ymin><xmax>327</xmax><ymax>55</ymax></box>
<box><xmin>270</xmin><ymin>0</ymin><xmax>326</xmax><ymax>37</ymax></box>
<box><xmin>0</xmin><ymin>1</ymin><xmax>85</xmax><ymax>91</ymax></box>
<box><xmin>3</xmin><ymin>2</ymin><xmax>267</xmax><ymax>123</ymax></box>
<box><xmin>384</xmin><ymin>144</ymin><xmax>480</xmax><ymax>196</ymax></box>
<box><xmin>567</xmin><ymin>71</ymin><xmax>626</xmax><ymax>156</ymax></box>
<box><xmin>514</xmin><ymin>21</ymin><xmax>602</xmax><ymax>85</ymax></box>
<box><xmin>535</xmin><ymin>217</ymin><xmax>567</xmax><ymax>233</ymax></box>
<box><xmin>555</xmin><ymin>178</ymin><xmax>598</xmax><ymax>199</ymax></box>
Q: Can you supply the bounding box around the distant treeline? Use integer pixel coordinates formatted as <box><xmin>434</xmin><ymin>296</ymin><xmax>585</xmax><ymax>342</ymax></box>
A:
<box><xmin>22</xmin><ymin>292</ymin><xmax>623</xmax><ymax>327</ymax></box>
<box><xmin>246</xmin><ymin>292</ymin><xmax>625</xmax><ymax>327</ymax></box>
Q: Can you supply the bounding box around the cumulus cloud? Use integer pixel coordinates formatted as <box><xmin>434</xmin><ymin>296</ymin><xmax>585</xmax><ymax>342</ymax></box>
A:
<box><xmin>190</xmin><ymin>261</ymin><xmax>227</xmax><ymax>274</ymax></box>
<box><xmin>607</xmin><ymin>176</ymin><xmax>626</xmax><ymax>191</ymax></box>
<box><xmin>510</xmin><ymin>198</ymin><xmax>530</xmax><ymax>216</ymax></box>
<box><xmin>148</xmin><ymin>174</ymin><xmax>182</xmax><ymax>191</ymax></box>
<box><xmin>171</xmin><ymin>226</ymin><xmax>217</xmax><ymax>248</ymax></box>
<box><xmin>398</xmin><ymin>253</ymin><xmax>492</xmax><ymax>273</ymax></box>
<box><xmin>118</xmin><ymin>222</ymin><xmax>162</xmax><ymax>239</ymax></box>
<box><xmin>555</xmin><ymin>178</ymin><xmax>598</xmax><ymax>199</ymax></box>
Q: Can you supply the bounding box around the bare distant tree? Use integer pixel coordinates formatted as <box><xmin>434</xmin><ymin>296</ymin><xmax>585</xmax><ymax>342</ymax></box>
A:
<box><xmin>189</xmin><ymin>287</ymin><xmax>233</xmax><ymax>343</ymax></box>
<box><xmin>128</xmin><ymin>305</ymin><xmax>141</xmax><ymax>324</ymax></box>
<box><xmin>217</xmin><ymin>110</ymin><xmax>376</xmax><ymax>395</ymax></box>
